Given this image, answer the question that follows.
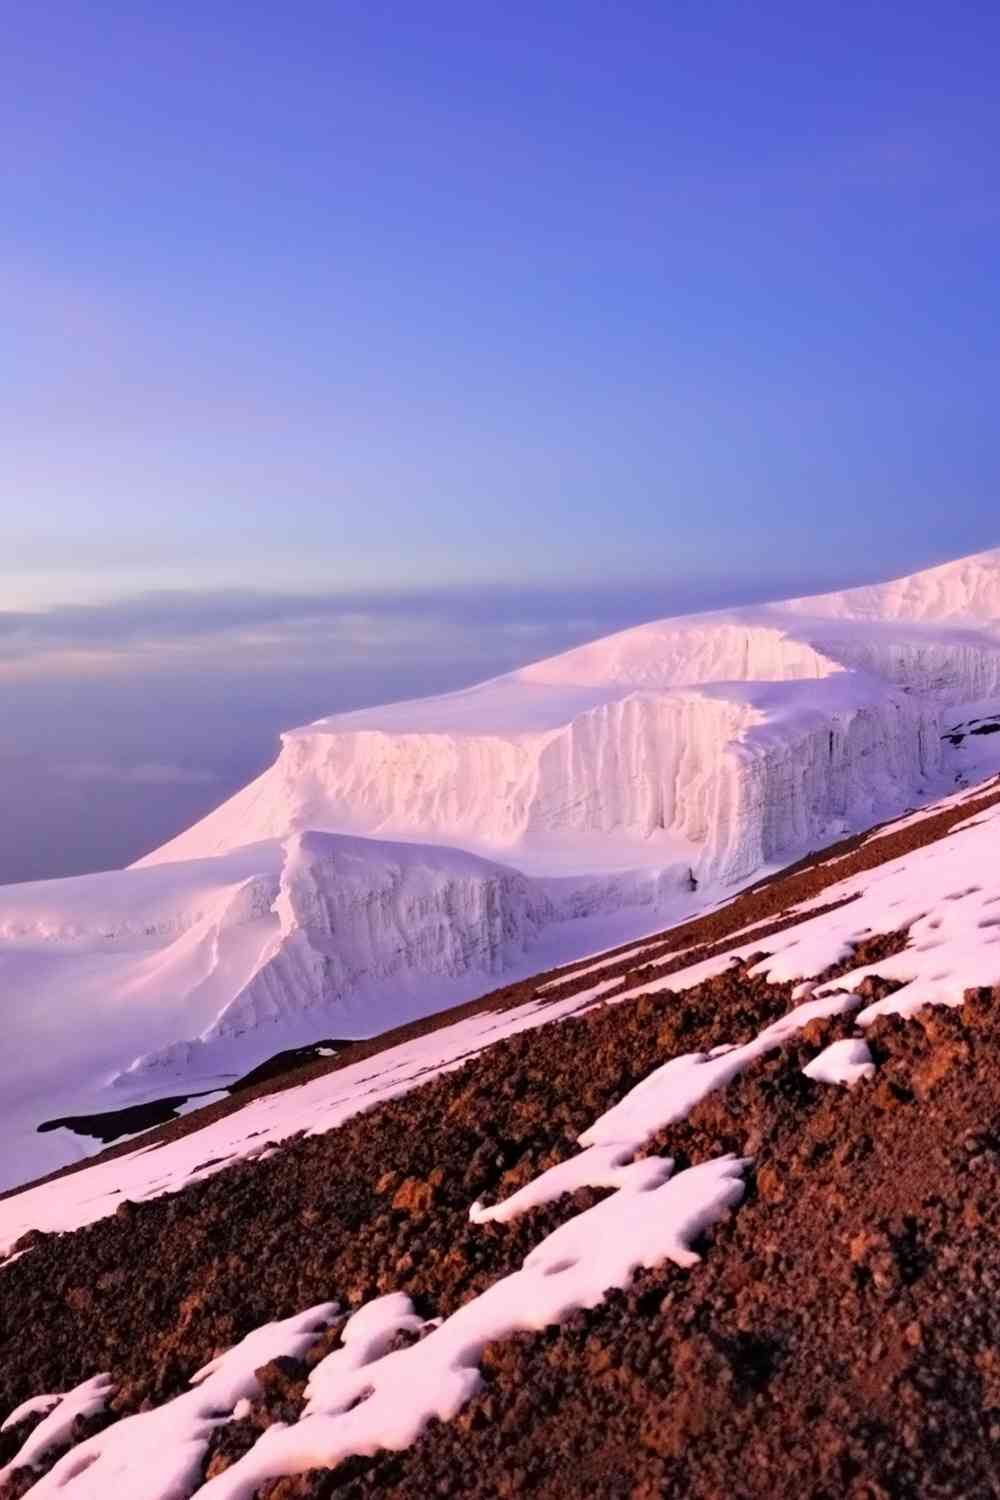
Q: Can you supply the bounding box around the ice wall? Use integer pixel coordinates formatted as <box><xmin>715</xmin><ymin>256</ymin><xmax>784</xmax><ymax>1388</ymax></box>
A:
<box><xmin>139</xmin><ymin>548</ymin><xmax>1000</xmax><ymax>894</ymax></box>
<box><xmin>708</xmin><ymin>687</ymin><xmax>940</xmax><ymax>880</ymax></box>
<box><xmin>806</xmin><ymin>631</ymin><xmax>1000</xmax><ymax>704</ymax></box>
<box><xmin>148</xmin><ymin>681</ymin><xmax>944</xmax><ymax>891</ymax></box>
<box><xmin>276</xmin><ymin>691</ymin><xmax>760</xmax><ymax>849</ymax></box>
<box><xmin>125</xmin><ymin>832</ymin><xmax>554</xmax><ymax>1077</ymax></box>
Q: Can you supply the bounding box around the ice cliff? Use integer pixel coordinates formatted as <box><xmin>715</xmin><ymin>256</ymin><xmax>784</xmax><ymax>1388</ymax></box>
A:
<box><xmin>2</xmin><ymin>546</ymin><xmax>1000</xmax><ymax>1188</ymax></box>
<box><xmin>140</xmin><ymin>831</ymin><xmax>553</xmax><ymax>1076</ymax></box>
<box><xmin>144</xmin><ymin>549</ymin><xmax>1000</xmax><ymax>885</ymax></box>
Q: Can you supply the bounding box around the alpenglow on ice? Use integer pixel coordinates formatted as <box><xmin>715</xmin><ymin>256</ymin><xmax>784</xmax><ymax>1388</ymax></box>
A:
<box><xmin>2</xmin><ymin>547</ymin><xmax>1000</xmax><ymax>1191</ymax></box>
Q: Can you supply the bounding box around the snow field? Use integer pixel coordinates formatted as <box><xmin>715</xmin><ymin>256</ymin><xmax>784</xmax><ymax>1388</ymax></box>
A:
<box><xmin>193</xmin><ymin>1155</ymin><xmax>748</xmax><ymax>1500</ymax></box>
<box><xmin>144</xmin><ymin>548</ymin><xmax>1000</xmax><ymax>889</ymax></box>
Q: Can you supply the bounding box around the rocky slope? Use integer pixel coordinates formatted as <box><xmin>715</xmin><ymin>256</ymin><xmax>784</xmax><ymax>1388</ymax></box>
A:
<box><xmin>2</xmin><ymin>773</ymin><xmax>1000</xmax><ymax>1496</ymax></box>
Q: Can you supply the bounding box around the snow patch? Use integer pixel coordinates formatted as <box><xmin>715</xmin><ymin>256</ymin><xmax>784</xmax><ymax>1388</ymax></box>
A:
<box><xmin>196</xmin><ymin>1156</ymin><xmax>746</xmax><ymax>1500</ymax></box>
<box><xmin>803</xmin><ymin>1038</ymin><xmax>876</xmax><ymax>1087</ymax></box>
<box><xmin>16</xmin><ymin>1306</ymin><xmax>337</xmax><ymax>1499</ymax></box>
<box><xmin>0</xmin><ymin>1394</ymin><xmax>62</xmax><ymax>1433</ymax></box>
<box><xmin>0</xmin><ymin>1377</ymin><xmax>112</xmax><ymax>1487</ymax></box>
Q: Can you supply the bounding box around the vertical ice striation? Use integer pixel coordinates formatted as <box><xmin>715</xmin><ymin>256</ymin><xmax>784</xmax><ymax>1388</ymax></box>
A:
<box><xmin>149</xmin><ymin>832</ymin><xmax>554</xmax><ymax>1057</ymax></box>
<box><xmin>142</xmin><ymin>671</ymin><xmax>944</xmax><ymax>886</ymax></box>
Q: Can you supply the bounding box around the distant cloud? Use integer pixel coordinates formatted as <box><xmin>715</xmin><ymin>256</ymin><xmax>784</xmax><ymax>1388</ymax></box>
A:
<box><xmin>0</xmin><ymin>568</ymin><xmax>868</xmax><ymax>682</ymax></box>
<box><xmin>66</xmin><ymin>761</ymin><xmax>219</xmax><ymax>786</ymax></box>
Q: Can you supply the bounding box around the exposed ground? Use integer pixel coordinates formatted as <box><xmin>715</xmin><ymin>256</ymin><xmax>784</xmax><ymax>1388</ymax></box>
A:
<box><xmin>3</xmin><ymin>780</ymin><xmax>1000</xmax><ymax>1497</ymax></box>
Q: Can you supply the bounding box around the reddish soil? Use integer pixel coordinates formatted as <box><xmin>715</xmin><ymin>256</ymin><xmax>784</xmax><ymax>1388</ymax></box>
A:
<box><xmin>2</xmin><ymin>780</ymin><xmax>1000</xmax><ymax>1497</ymax></box>
<box><xmin>2</xmin><ymin>961</ymin><xmax>1000</xmax><ymax>1496</ymax></box>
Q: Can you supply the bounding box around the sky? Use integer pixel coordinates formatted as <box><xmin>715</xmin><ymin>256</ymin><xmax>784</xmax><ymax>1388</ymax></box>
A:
<box><xmin>2</xmin><ymin>0</ymin><xmax>1000</xmax><ymax>880</ymax></box>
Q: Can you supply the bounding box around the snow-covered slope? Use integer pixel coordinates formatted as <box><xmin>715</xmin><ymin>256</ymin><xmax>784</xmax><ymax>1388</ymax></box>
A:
<box><xmin>1</xmin><ymin>547</ymin><xmax>999</xmax><ymax>1192</ymax></box>
<box><xmin>0</xmin><ymin>829</ymin><xmax>704</xmax><ymax>1191</ymax></box>
<box><xmin>776</xmin><ymin>545</ymin><xmax>1000</xmax><ymax>621</ymax></box>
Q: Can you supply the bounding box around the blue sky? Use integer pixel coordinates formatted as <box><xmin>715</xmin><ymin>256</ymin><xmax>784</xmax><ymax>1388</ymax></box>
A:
<box><xmin>5</xmin><ymin>0</ymin><xmax>1000</xmax><ymax>606</ymax></box>
<box><xmin>2</xmin><ymin>0</ymin><xmax>999</xmax><ymax>877</ymax></box>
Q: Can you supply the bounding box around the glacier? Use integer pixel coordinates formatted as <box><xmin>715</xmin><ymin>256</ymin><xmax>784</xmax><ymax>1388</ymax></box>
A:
<box><xmin>2</xmin><ymin>546</ymin><xmax>1000</xmax><ymax>1190</ymax></box>
<box><xmin>143</xmin><ymin>547</ymin><xmax>1000</xmax><ymax>882</ymax></box>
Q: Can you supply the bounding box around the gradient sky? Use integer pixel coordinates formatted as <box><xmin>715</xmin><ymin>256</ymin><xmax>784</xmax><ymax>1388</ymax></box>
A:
<box><xmin>2</xmin><ymin>1</ymin><xmax>1000</xmax><ymax>879</ymax></box>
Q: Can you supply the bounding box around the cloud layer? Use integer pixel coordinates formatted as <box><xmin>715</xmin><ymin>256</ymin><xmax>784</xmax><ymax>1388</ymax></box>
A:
<box><xmin>0</xmin><ymin>566</ymin><xmax>879</xmax><ymax>681</ymax></box>
<box><xmin>65</xmin><ymin>761</ymin><xmax>220</xmax><ymax>786</ymax></box>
